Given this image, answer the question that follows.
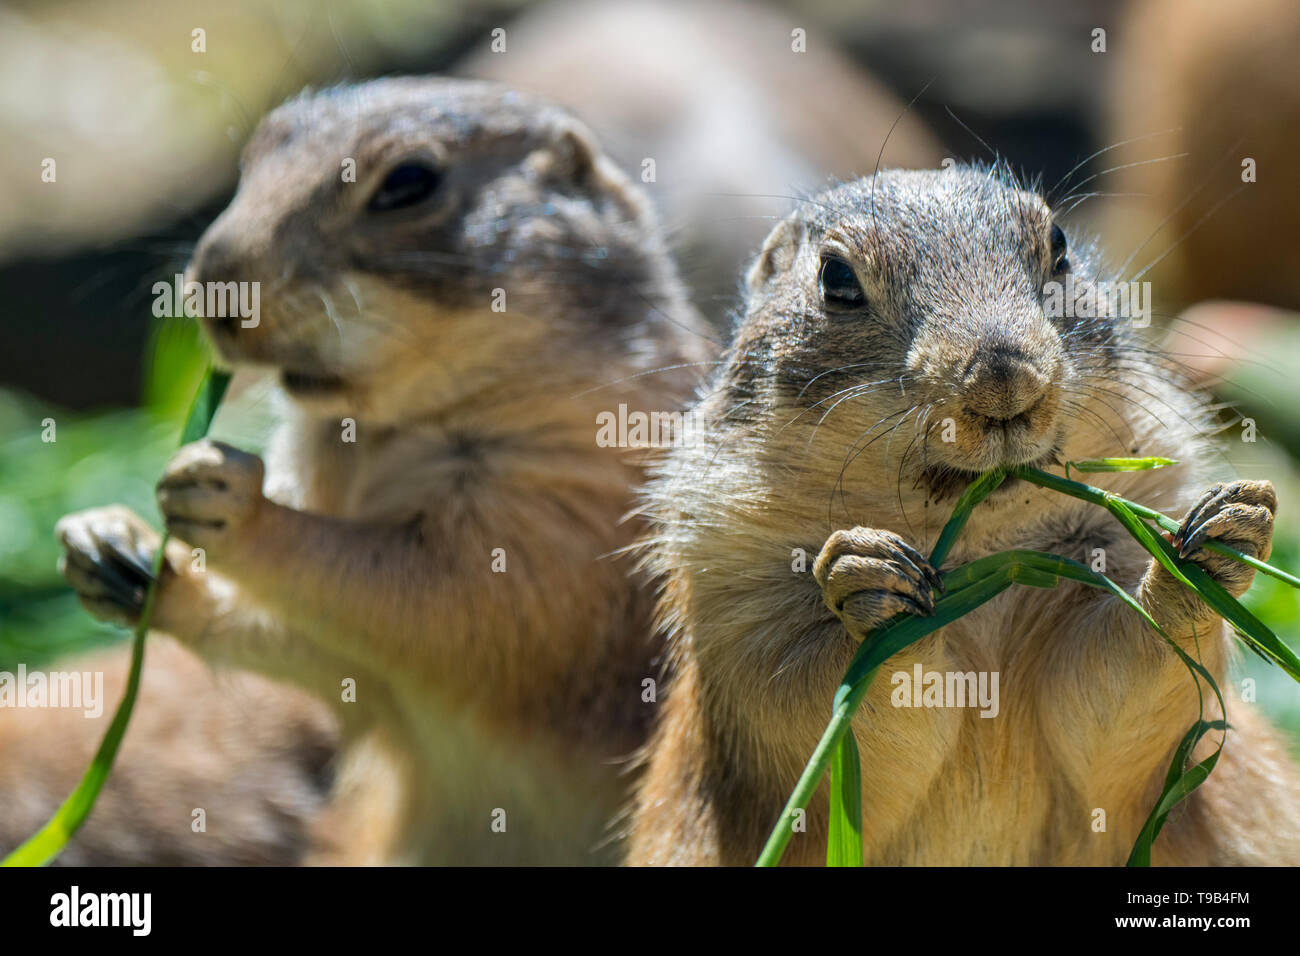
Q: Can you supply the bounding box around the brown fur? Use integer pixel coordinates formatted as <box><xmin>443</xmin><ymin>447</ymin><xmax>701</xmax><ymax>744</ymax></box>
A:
<box><xmin>55</xmin><ymin>77</ymin><xmax>711</xmax><ymax>864</ymax></box>
<box><xmin>628</xmin><ymin>166</ymin><xmax>1300</xmax><ymax>866</ymax></box>
<box><xmin>0</xmin><ymin>639</ymin><xmax>336</xmax><ymax>865</ymax></box>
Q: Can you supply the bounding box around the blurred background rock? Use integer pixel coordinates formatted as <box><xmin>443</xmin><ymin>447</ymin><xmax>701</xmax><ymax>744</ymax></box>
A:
<box><xmin>2</xmin><ymin>0</ymin><xmax>1299</xmax><ymax>738</ymax></box>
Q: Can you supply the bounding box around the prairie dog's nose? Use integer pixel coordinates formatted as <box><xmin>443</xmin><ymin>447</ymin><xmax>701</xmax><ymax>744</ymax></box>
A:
<box><xmin>188</xmin><ymin>234</ymin><xmax>244</xmax><ymax>287</ymax></box>
<box><xmin>186</xmin><ymin>233</ymin><xmax>246</xmax><ymax>338</ymax></box>
<box><xmin>960</xmin><ymin>344</ymin><xmax>1049</xmax><ymax>422</ymax></box>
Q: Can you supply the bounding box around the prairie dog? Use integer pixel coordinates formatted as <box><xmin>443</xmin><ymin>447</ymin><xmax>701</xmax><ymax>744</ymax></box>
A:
<box><xmin>0</xmin><ymin>641</ymin><xmax>336</xmax><ymax>865</ymax></box>
<box><xmin>56</xmin><ymin>77</ymin><xmax>710</xmax><ymax>864</ymax></box>
<box><xmin>628</xmin><ymin>166</ymin><xmax>1300</xmax><ymax>866</ymax></box>
<box><xmin>462</xmin><ymin>0</ymin><xmax>943</xmax><ymax>324</ymax></box>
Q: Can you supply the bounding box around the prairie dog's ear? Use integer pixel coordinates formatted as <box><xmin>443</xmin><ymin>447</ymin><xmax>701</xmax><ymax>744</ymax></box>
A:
<box><xmin>746</xmin><ymin>217</ymin><xmax>806</xmax><ymax>291</ymax></box>
<box><xmin>528</xmin><ymin>114</ymin><xmax>603</xmax><ymax>186</ymax></box>
<box><xmin>527</xmin><ymin>114</ymin><xmax>648</xmax><ymax>220</ymax></box>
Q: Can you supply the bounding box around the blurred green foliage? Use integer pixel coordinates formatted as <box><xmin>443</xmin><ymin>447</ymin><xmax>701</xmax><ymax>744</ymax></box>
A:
<box><xmin>0</xmin><ymin>316</ymin><xmax>206</xmax><ymax>671</ymax></box>
<box><xmin>1239</xmin><ymin>526</ymin><xmax>1300</xmax><ymax>744</ymax></box>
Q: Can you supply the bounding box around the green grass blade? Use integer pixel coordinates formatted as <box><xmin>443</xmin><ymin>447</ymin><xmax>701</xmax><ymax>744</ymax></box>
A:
<box><xmin>1027</xmin><ymin>543</ymin><xmax>1229</xmax><ymax>865</ymax></box>
<box><xmin>179</xmin><ymin>370</ymin><xmax>231</xmax><ymax>444</ymax></box>
<box><xmin>761</xmin><ymin>464</ymin><xmax>1298</xmax><ymax>869</ymax></box>
<box><xmin>1146</xmin><ymin>530</ymin><xmax>1300</xmax><ymax>681</ymax></box>
<box><xmin>1014</xmin><ymin>465</ymin><xmax>1300</xmax><ymax>677</ymax></box>
<box><xmin>769</xmin><ymin>469</ymin><xmax>1010</xmax><ymax>869</ymax></box>
<box><xmin>1143</xmin><ymin>512</ymin><xmax>1300</xmax><ymax>590</ymax></box>
<box><xmin>2</xmin><ymin>367</ymin><xmax>230</xmax><ymax>867</ymax></box>
<box><xmin>760</xmin><ymin>545</ymin><xmax>1235</xmax><ymax>867</ymax></box>
<box><xmin>1068</xmin><ymin>456</ymin><xmax>1177</xmax><ymax>474</ymax></box>
<box><xmin>757</xmin><ymin>562</ymin><xmax>1018</xmax><ymax>867</ymax></box>
<box><xmin>1126</xmin><ymin>719</ymin><xmax>1227</xmax><ymax>867</ymax></box>
<box><xmin>838</xmin><ymin>566</ymin><xmax>1016</xmax><ymax>700</ymax></box>
<box><xmin>929</xmin><ymin>468</ymin><xmax>1007</xmax><ymax>567</ymax></box>
<box><xmin>1014</xmin><ymin>464</ymin><xmax>1300</xmax><ymax>591</ymax></box>
<box><xmin>827</xmin><ymin>733</ymin><xmax>864</xmax><ymax>867</ymax></box>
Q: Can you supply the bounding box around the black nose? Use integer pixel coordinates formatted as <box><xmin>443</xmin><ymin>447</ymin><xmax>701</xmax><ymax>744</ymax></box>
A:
<box><xmin>960</xmin><ymin>344</ymin><xmax>1048</xmax><ymax>422</ymax></box>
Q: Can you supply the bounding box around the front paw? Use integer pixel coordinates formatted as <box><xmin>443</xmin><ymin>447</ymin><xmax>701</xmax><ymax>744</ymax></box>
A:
<box><xmin>813</xmin><ymin>528</ymin><xmax>944</xmax><ymax>641</ymax></box>
<box><xmin>156</xmin><ymin>439</ymin><xmax>265</xmax><ymax>557</ymax></box>
<box><xmin>56</xmin><ymin>505</ymin><xmax>158</xmax><ymax>626</ymax></box>
<box><xmin>1171</xmin><ymin>479</ymin><xmax>1276</xmax><ymax>597</ymax></box>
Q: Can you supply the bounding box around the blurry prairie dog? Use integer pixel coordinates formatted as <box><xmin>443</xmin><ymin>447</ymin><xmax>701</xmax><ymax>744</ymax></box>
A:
<box><xmin>0</xmin><ymin>640</ymin><xmax>337</xmax><ymax>865</ymax></box>
<box><xmin>56</xmin><ymin>77</ymin><xmax>711</xmax><ymax>864</ymax></box>
<box><xmin>463</xmin><ymin>0</ymin><xmax>943</xmax><ymax>324</ymax></box>
<box><xmin>629</xmin><ymin>166</ymin><xmax>1300</xmax><ymax>866</ymax></box>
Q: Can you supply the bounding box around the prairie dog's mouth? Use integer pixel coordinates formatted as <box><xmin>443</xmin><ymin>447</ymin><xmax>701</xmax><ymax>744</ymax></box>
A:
<box><xmin>281</xmin><ymin>369</ymin><xmax>347</xmax><ymax>396</ymax></box>
<box><xmin>918</xmin><ymin>446</ymin><xmax>1061</xmax><ymax>502</ymax></box>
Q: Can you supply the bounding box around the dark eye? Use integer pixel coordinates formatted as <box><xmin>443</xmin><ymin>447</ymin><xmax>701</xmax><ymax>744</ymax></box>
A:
<box><xmin>1050</xmin><ymin>223</ymin><xmax>1069</xmax><ymax>273</ymax></box>
<box><xmin>819</xmin><ymin>254</ymin><xmax>866</xmax><ymax>311</ymax></box>
<box><xmin>368</xmin><ymin>161</ymin><xmax>442</xmax><ymax>212</ymax></box>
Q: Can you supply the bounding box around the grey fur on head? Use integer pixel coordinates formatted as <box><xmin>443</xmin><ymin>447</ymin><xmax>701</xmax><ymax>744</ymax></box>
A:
<box><xmin>707</xmin><ymin>163</ymin><xmax>1182</xmax><ymax>501</ymax></box>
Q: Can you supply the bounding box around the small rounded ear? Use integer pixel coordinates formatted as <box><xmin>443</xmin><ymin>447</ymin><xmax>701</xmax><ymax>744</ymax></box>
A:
<box><xmin>554</xmin><ymin>118</ymin><xmax>601</xmax><ymax>182</ymax></box>
<box><xmin>746</xmin><ymin>217</ymin><xmax>806</xmax><ymax>291</ymax></box>
<box><xmin>529</xmin><ymin>114</ymin><xmax>602</xmax><ymax>186</ymax></box>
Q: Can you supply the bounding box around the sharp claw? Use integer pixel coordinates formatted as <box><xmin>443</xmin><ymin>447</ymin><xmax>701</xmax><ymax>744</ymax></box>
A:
<box><xmin>1178</xmin><ymin>522</ymin><xmax>1203</xmax><ymax>556</ymax></box>
<box><xmin>88</xmin><ymin>552</ymin><xmax>137</xmax><ymax>598</ymax></box>
<box><xmin>1177</xmin><ymin>486</ymin><xmax>1222</xmax><ymax>548</ymax></box>
<box><xmin>1180</xmin><ymin>523</ymin><xmax>1210</xmax><ymax>558</ymax></box>
<box><xmin>890</xmin><ymin>551</ymin><xmax>928</xmax><ymax>590</ymax></box>
<box><xmin>903</xmin><ymin>595</ymin><xmax>932</xmax><ymax>618</ymax></box>
<box><xmin>104</xmin><ymin>543</ymin><xmax>155</xmax><ymax>587</ymax></box>
<box><xmin>927</xmin><ymin>564</ymin><xmax>946</xmax><ymax>593</ymax></box>
<box><xmin>890</xmin><ymin>539</ymin><xmax>944</xmax><ymax>594</ymax></box>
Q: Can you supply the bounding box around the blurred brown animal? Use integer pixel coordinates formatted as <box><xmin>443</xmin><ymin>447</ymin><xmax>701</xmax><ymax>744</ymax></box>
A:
<box><xmin>49</xmin><ymin>77</ymin><xmax>711</xmax><ymax>864</ymax></box>
<box><xmin>463</xmin><ymin>0</ymin><xmax>943</xmax><ymax>324</ymax></box>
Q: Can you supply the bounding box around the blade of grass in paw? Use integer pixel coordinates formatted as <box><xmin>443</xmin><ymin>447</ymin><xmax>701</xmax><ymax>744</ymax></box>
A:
<box><xmin>818</xmin><ymin>470</ymin><xmax>1009</xmax><ymax>869</ymax></box>
<box><xmin>1013</xmin><ymin>465</ymin><xmax>1300</xmax><ymax>678</ymax></box>
<box><xmin>827</xmin><ymin>732</ymin><xmax>863</xmax><ymax>867</ymax></box>
<box><xmin>2</xmin><ymin>367</ymin><xmax>231</xmax><ymax>867</ymax></box>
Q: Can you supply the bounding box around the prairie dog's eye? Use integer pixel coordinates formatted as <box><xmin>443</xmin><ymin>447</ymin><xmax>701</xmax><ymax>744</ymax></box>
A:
<box><xmin>368</xmin><ymin>161</ymin><xmax>442</xmax><ymax>212</ymax></box>
<box><xmin>1049</xmin><ymin>223</ymin><xmax>1069</xmax><ymax>273</ymax></box>
<box><xmin>819</xmin><ymin>254</ymin><xmax>866</xmax><ymax>311</ymax></box>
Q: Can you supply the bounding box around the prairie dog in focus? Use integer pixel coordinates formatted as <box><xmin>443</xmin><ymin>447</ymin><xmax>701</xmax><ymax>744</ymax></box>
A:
<box><xmin>56</xmin><ymin>77</ymin><xmax>710</xmax><ymax>864</ymax></box>
<box><xmin>629</xmin><ymin>166</ymin><xmax>1300</xmax><ymax>866</ymax></box>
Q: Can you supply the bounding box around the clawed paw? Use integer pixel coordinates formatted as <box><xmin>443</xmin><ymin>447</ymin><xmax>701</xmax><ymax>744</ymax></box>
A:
<box><xmin>156</xmin><ymin>439</ymin><xmax>265</xmax><ymax>555</ymax></box>
<box><xmin>56</xmin><ymin>506</ymin><xmax>158</xmax><ymax>626</ymax></box>
<box><xmin>1171</xmin><ymin>479</ymin><xmax>1275</xmax><ymax>597</ymax></box>
<box><xmin>813</xmin><ymin>528</ymin><xmax>944</xmax><ymax>641</ymax></box>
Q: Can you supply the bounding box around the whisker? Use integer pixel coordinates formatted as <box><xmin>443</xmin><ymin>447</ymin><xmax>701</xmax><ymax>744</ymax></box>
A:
<box><xmin>1046</xmin><ymin>128</ymin><xmax>1182</xmax><ymax>203</ymax></box>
